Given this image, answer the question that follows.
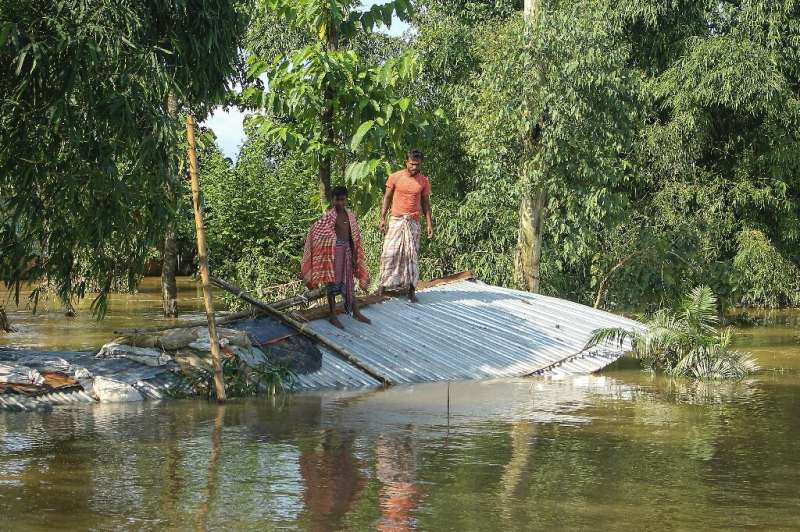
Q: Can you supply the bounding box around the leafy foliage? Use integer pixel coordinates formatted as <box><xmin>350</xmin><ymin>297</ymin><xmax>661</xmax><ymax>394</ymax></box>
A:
<box><xmin>732</xmin><ymin>230</ymin><xmax>800</xmax><ymax>308</ymax></box>
<box><xmin>587</xmin><ymin>286</ymin><xmax>759</xmax><ymax>379</ymax></box>
<box><xmin>596</xmin><ymin>0</ymin><xmax>800</xmax><ymax>310</ymax></box>
<box><xmin>0</xmin><ymin>0</ymin><xmax>243</xmax><ymax>315</ymax></box>
<box><xmin>396</xmin><ymin>0</ymin><xmax>800</xmax><ymax>310</ymax></box>
<box><xmin>200</xmin><ymin>122</ymin><xmax>320</xmax><ymax>305</ymax></box>
<box><xmin>5</xmin><ymin>0</ymin><xmax>800</xmax><ymax>320</ymax></box>
<box><xmin>185</xmin><ymin>354</ymin><xmax>296</xmax><ymax>399</ymax></box>
<box><xmin>243</xmin><ymin>0</ymin><xmax>432</xmax><ymax>206</ymax></box>
<box><xmin>462</xmin><ymin>4</ymin><xmax>639</xmax><ymax>288</ymax></box>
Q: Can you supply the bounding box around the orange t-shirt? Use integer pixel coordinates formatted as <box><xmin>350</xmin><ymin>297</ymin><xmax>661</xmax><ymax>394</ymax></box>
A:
<box><xmin>386</xmin><ymin>170</ymin><xmax>431</xmax><ymax>220</ymax></box>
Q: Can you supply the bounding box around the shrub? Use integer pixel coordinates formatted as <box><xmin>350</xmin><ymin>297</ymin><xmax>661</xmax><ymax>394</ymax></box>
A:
<box><xmin>587</xmin><ymin>286</ymin><xmax>759</xmax><ymax>379</ymax></box>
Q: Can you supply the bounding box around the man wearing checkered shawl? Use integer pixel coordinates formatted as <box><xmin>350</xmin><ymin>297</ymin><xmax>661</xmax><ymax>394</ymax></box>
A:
<box><xmin>302</xmin><ymin>186</ymin><xmax>371</xmax><ymax>329</ymax></box>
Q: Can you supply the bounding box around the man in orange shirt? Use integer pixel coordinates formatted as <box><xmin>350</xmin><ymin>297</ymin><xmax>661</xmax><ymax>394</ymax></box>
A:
<box><xmin>377</xmin><ymin>149</ymin><xmax>434</xmax><ymax>302</ymax></box>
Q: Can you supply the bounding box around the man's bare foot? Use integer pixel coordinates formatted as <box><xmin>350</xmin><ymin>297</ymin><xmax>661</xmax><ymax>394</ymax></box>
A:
<box><xmin>328</xmin><ymin>316</ymin><xmax>345</xmax><ymax>330</ymax></box>
<box><xmin>353</xmin><ymin>311</ymin><xmax>371</xmax><ymax>324</ymax></box>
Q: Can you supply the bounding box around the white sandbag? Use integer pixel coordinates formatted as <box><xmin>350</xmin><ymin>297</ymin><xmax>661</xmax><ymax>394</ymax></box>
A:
<box><xmin>96</xmin><ymin>343</ymin><xmax>173</xmax><ymax>367</ymax></box>
<box><xmin>91</xmin><ymin>376</ymin><xmax>143</xmax><ymax>403</ymax></box>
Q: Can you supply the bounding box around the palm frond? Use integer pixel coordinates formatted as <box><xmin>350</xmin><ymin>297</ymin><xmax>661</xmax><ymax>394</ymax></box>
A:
<box><xmin>584</xmin><ymin>327</ymin><xmax>635</xmax><ymax>351</ymax></box>
<box><xmin>681</xmin><ymin>285</ymin><xmax>719</xmax><ymax>332</ymax></box>
<box><xmin>589</xmin><ymin>286</ymin><xmax>758</xmax><ymax>380</ymax></box>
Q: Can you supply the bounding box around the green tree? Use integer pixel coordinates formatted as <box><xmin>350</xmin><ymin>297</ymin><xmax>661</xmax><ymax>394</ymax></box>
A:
<box><xmin>201</xmin><ymin>121</ymin><xmax>320</xmax><ymax>304</ymax></box>
<box><xmin>596</xmin><ymin>0</ymin><xmax>800</xmax><ymax>310</ymax></box>
<box><xmin>0</xmin><ymin>0</ymin><xmax>243</xmax><ymax>317</ymax></box>
<box><xmin>462</xmin><ymin>1</ymin><xmax>639</xmax><ymax>293</ymax></box>
<box><xmin>244</xmin><ymin>0</ymin><xmax>430</xmax><ymax>208</ymax></box>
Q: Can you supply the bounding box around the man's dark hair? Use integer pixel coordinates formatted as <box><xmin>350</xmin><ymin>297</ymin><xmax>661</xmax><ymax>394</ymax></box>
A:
<box><xmin>407</xmin><ymin>149</ymin><xmax>424</xmax><ymax>161</ymax></box>
<box><xmin>332</xmin><ymin>185</ymin><xmax>348</xmax><ymax>198</ymax></box>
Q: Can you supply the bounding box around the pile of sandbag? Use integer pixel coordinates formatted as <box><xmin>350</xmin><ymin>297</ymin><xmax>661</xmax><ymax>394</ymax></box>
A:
<box><xmin>99</xmin><ymin>326</ymin><xmax>275</xmax><ymax>390</ymax></box>
<box><xmin>1</xmin><ymin>315</ymin><xmax>327</xmax><ymax>411</ymax></box>
<box><xmin>0</xmin><ymin>326</ymin><xmax>277</xmax><ymax>411</ymax></box>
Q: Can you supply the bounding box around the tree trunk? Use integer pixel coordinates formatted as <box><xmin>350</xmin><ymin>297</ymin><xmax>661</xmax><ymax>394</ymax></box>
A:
<box><xmin>319</xmin><ymin>93</ymin><xmax>334</xmax><ymax>205</ymax></box>
<box><xmin>162</xmin><ymin>225</ymin><xmax>179</xmax><ymax>317</ymax></box>
<box><xmin>515</xmin><ymin>0</ymin><xmax>546</xmax><ymax>293</ymax></box>
<box><xmin>593</xmin><ymin>251</ymin><xmax>641</xmax><ymax>308</ymax></box>
<box><xmin>0</xmin><ymin>305</ymin><xmax>11</xmax><ymax>333</ymax></box>
<box><xmin>162</xmin><ymin>91</ymin><xmax>180</xmax><ymax>317</ymax></box>
<box><xmin>515</xmin><ymin>188</ymin><xmax>547</xmax><ymax>293</ymax></box>
<box><xmin>524</xmin><ymin>0</ymin><xmax>539</xmax><ymax>18</ymax></box>
<box><xmin>318</xmin><ymin>21</ymin><xmax>339</xmax><ymax>205</ymax></box>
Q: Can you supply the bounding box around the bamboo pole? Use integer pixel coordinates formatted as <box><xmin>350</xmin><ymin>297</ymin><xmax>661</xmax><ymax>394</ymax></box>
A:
<box><xmin>187</xmin><ymin>114</ymin><xmax>226</xmax><ymax>402</ymax></box>
<box><xmin>209</xmin><ymin>275</ymin><xmax>393</xmax><ymax>386</ymax></box>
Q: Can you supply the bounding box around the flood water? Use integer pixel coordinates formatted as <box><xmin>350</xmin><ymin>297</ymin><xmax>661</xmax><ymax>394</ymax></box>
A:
<box><xmin>1</xmin><ymin>281</ymin><xmax>799</xmax><ymax>530</ymax></box>
<box><xmin>0</xmin><ymin>277</ymin><xmax>217</xmax><ymax>351</ymax></box>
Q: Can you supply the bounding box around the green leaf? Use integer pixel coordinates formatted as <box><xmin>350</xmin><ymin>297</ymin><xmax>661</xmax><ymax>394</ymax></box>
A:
<box><xmin>350</xmin><ymin>119</ymin><xmax>374</xmax><ymax>150</ymax></box>
<box><xmin>0</xmin><ymin>22</ymin><xmax>13</xmax><ymax>47</ymax></box>
<box><xmin>380</xmin><ymin>4</ymin><xmax>393</xmax><ymax>27</ymax></box>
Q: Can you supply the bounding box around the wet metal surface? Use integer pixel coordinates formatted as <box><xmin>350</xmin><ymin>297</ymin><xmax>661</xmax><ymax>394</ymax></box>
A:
<box><xmin>307</xmin><ymin>280</ymin><xmax>640</xmax><ymax>385</ymax></box>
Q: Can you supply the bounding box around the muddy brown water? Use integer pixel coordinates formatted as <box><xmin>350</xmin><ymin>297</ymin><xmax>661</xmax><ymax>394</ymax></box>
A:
<box><xmin>1</xmin><ymin>280</ymin><xmax>799</xmax><ymax>530</ymax></box>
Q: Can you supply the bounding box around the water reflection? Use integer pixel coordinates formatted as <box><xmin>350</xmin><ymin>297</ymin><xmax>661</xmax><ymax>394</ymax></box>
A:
<box><xmin>300</xmin><ymin>428</ymin><xmax>365</xmax><ymax>531</ymax></box>
<box><xmin>376</xmin><ymin>429</ymin><xmax>420</xmax><ymax>531</ymax></box>
<box><xmin>196</xmin><ymin>405</ymin><xmax>224</xmax><ymax>531</ymax></box>
<box><xmin>498</xmin><ymin>421</ymin><xmax>535</xmax><ymax>522</ymax></box>
<box><xmin>1</xmin><ymin>371</ymin><xmax>799</xmax><ymax>529</ymax></box>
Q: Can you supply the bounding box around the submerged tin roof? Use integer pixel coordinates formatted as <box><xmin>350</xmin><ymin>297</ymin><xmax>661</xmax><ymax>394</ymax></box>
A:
<box><xmin>297</xmin><ymin>279</ymin><xmax>639</xmax><ymax>388</ymax></box>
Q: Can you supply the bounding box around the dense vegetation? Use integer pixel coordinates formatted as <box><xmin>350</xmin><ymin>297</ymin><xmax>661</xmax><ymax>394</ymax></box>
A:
<box><xmin>2</xmin><ymin>0</ymin><xmax>799</xmax><ymax>321</ymax></box>
<box><xmin>200</xmin><ymin>0</ymin><xmax>800</xmax><ymax>313</ymax></box>
<box><xmin>0</xmin><ymin>0</ymin><xmax>244</xmax><ymax>315</ymax></box>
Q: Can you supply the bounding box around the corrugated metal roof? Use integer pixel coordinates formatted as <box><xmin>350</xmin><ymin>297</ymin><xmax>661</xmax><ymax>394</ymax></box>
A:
<box><xmin>300</xmin><ymin>279</ymin><xmax>639</xmax><ymax>386</ymax></box>
<box><xmin>292</xmin><ymin>354</ymin><xmax>380</xmax><ymax>390</ymax></box>
<box><xmin>0</xmin><ymin>389</ymin><xmax>95</xmax><ymax>412</ymax></box>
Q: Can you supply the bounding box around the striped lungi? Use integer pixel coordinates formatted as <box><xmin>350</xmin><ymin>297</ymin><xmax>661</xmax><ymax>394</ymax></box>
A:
<box><xmin>328</xmin><ymin>239</ymin><xmax>355</xmax><ymax>314</ymax></box>
<box><xmin>379</xmin><ymin>215</ymin><xmax>421</xmax><ymax>290</ymax></box>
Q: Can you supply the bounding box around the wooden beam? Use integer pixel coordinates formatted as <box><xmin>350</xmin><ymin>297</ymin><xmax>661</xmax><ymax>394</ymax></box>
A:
<box><xmin>209</xmin><ymin>275</ymin><xmax>393</xmax><ymax>387</ymax></box>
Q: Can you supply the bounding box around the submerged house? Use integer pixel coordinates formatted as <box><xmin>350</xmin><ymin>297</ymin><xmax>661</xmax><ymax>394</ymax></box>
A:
<box><xmin>0</xmin><ymin>275</ymin><xmax>640</xmax><ymax>411</ymax></box>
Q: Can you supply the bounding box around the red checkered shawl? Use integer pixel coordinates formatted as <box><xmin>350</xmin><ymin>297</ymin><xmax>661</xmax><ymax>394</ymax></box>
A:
<box><xmin>301</xmin><ymin>208</ymin><xmax>369</xmax><ymax>291</ymax></box>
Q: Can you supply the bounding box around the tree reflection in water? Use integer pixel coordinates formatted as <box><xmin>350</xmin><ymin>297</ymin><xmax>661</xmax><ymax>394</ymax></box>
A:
<box><xmin>196</xmin><ymin>405</ymin><xmax>224</xmax><ymax>530</ymax></box>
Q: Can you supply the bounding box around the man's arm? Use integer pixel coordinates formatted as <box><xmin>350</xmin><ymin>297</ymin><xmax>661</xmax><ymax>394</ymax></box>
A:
<box><xmin>422</xmin><ymin>193</ymin><xmax>434</xmax><ymax>239</ymax></box>
<box><xmin>380</xmin><ymin>187</ymin><xmax>394</xmax><ymax>233</ymax></box>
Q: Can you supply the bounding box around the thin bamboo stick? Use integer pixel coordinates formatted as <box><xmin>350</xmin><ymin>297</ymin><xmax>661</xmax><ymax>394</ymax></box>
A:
<box><xmin>187</xmin><ymin>114</ymin><xmax>226</xmax><ymax>402</ymax></box>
